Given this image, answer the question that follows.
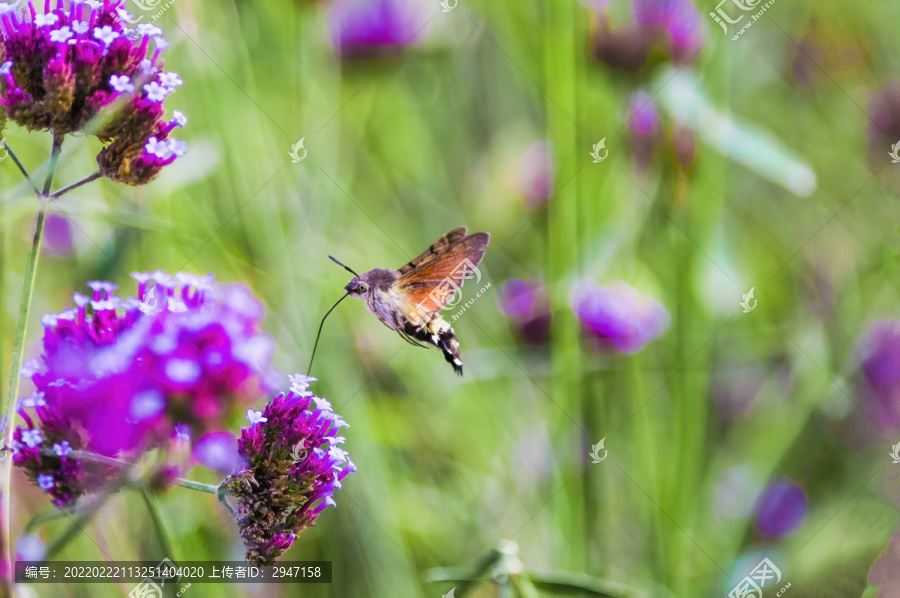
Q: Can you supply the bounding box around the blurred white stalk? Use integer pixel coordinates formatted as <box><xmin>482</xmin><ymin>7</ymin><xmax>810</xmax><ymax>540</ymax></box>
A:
<box><xmin>655</xmin><ymin>68</ymin><xmax>817</xmax><ymax>197</ymax></box>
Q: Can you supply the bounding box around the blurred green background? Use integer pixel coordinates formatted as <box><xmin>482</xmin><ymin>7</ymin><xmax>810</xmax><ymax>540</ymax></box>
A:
<box><xmin>3</xmin><ymin>0</ymin><xmax>900</xmax><ymax>595</ymax></box>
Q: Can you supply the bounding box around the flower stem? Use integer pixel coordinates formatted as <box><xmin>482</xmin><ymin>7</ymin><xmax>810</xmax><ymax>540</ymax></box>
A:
<box><xmin>36</xmin><ymin>448</ymin><xmax>222</xmax><ymax>495</ymax></box>
<box><xmin>140</xmin><ymin>489</ymin><xmax>176</xmax><ymax>560</ymax></box>
<box><xmin>3</xmin><ymin>140</ymin><xmax>41</xmax><ymax>195</ymax></box>
<box><xmin>49</xmin><ymin>171</ymin><xmax>101</xmax><ymax>200</ymax></box>
<box><xmin>2</xmin><ymin>203</ymin><xmax>47</xmax><ymax>592</ymax></box>
<box><xmin>42</xmin><ymin>132</ymin><xmax>63</xmax><ymax>197</ymax></box>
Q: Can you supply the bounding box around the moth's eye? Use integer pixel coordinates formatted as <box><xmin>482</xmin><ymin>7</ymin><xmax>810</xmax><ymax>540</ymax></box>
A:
<box><xmin>358</xmin><ymin>282</ymin><xmax>369</xmax><ymax>293</ymax></box>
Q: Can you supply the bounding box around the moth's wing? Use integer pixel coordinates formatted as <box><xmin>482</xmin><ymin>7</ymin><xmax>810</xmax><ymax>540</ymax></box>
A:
<box><xmin>397</xmin><ymin>227</ymin><xmax>468</xmax><ymax>276</ymax></box>
<box><xmin>393</xmin><ymin>232</ymin><xmax>490</xmax><ymax>315</ymax></box>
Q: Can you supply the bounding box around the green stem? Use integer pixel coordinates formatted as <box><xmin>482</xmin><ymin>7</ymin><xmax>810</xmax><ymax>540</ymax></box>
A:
<box><xmin>3</xmin><ymin>140</ymin><xmax>40</xmax><ymax>195</ymax></box>
<box><xmin>2</xmin><ymin>203</ymin><xmax>47</xmax><ymax>592</ymax></box>
<box><xmin>35</xmin><ymin>448</ymin><xmax>221</xmax><ymax>495</ymax></box>
<box><xmin>140</xmin><ymin>489</ymin><xmax>176</xmax><ymax>560</ymax></box>
<box><xmin>49</xmin><ymin>171</ymin><xmax>101</xmax><ymax>200</ymax></box>
<box><xmin>42</xmin><ymin>132</ymin><xmax>63</xmax><ymax>197</ymax></box>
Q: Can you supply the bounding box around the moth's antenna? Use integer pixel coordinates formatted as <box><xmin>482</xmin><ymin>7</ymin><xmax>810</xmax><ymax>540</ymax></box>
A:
<box><xmin>329</xmin><ymin>255</ymin><xmax>360</xmax><ymax>277</ymax></box>
<box><xmin>307</xmin><ymin>292</ymin><xmax>350</xmax><ymax>376</ymax></box>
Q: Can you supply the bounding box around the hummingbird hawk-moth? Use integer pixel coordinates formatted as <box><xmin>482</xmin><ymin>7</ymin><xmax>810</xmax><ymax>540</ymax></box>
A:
<box><xmin>310</xmin><ymin>227</ymin><xmax>490</xmax><ymax>376</ymax></box>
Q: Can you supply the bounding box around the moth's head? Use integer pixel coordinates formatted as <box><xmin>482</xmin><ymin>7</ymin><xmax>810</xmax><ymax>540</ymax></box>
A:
<box><xmin>344</xmin><ymin>277</ymin><xmax>370</xmax><ymax>297</ymax></box>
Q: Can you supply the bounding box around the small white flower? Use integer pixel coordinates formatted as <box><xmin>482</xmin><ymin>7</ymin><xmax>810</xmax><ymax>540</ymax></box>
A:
<box><xmin>245</xmin><ymin>409</ymin><xmax>267</xmax><ymax>425</ymax></box>
<box><xmin>49</xmin><ymin>26</ymin><xmax>72</xmax><ymax>42</ymax></box>
<box><xmin>139</xmin><ymin>58</ymin><xmax>158</xmax><ymax>76</ymax></box>
<box><xmin>109</xmin><ymin>74</ymin><xmax>134</xmax><ymax>93</ymax></box>
<box><xmin>34</xmin><ymin>13</ymin><xmax>59</xmax><ymax>27</ymax></box>
<box><xmin>143</xmin><ymin>81</ymin><xmax>169</xmax><ymax>102</ymax></box>
<box><xmin>158</xmin><ymin>71</ymin><xmax>182</xmax><ymax>89</ymax></box>
<box><xmin>167</xmin><ymin>138</ymin><xmax>186</xmax><ymax>157</ymax></box>
<box><xmin>52</xmin><ymin>441</ymin><xmax>72</xmax><ymax>457</ymax></box>
<box><xmin>137</xmin><ymin>24</ymin><xmax>163</xmax><ymax>37</ymax></box>
<box><xmin>289</xmin><ymin>373</ymin><xmax>317</xmax><ymax>397</ymax></box>
<box><xmin>311</xmin><ymin>396</ymin><xmax>333</xmax><ymax>412</ymax></box>
<box><xmin>0</xmin><ymin>60</ymin><xmax>11</xmax><ymax>76</ymax></box>
<box><xmin>85</xmin><ymin>0</ymin><xmax>102</xmax><ymax>8</ymax></box>
<box><xmin>21</xmin><ymin>429</ymin><xmax>43</xmax><ymax>449</ymax></box>
<box><xmin>172</xmin><ymin>110</ymin><xmax>187</xmax><ymax>127</ymax></box>
<box><xmin>93</xmin><ymin>25</ymin><xmax>119</xmax><ymax>46</ymax></box>
<box><xmin>328</xmin><ymin>446</ymin><xmax>349</xmax><ymax>464</ymax></box>
<box><xmin>71</xmin><ymin>20</ymin><xmax>89</xmax><ymax>34</ymax></box>
<box><xmin>22</xmin><ymin>391</ymin><xmax>46</xmax><ymax>408</ymax></box>
<box><xmin>153</xmin><ymin>35</ymin><xmax>169</xmax><ymax>49</ymax></box>
<box><xmin>19</xmin><ymin>358</ymin><xmax>41</xmax><ymax>378</ymax></box>
<box><xmin>144</xmin><ymin>136</ymin><xmax>172</xmax><ymax>159</ymax></box>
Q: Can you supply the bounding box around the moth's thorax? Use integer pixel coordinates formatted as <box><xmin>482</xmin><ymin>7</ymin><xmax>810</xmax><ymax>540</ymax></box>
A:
<box><xmin>361</xmin><ymin>268</ymin><xmax>399</xmax><ymax>290</ymax></box>
<box><xmin>345</xmin><ymin>268</ymin><xmax>399</xmax><ymax>298</ymax></box>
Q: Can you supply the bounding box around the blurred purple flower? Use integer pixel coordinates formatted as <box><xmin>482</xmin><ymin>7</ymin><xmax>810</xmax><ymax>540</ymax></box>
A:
<box><xmin>633</xmin><ymin>0</ymin><xmax>703</xmax><ymax>62</ymax></box>
<box><xmin>753</xmin><ymin>479</ymin><xmax>806</xmax><ymax>537</ymax></box>
<box><xmin>329</xmin><ymin>0</ymin><xmax>427</xmax><ymax>61</ymax></box>
<box><xmin>855</xmin><ymin>320</ymin><xmax>900</xmax><ymax>433</ymax></box>
<box><xmin>869</xmin><ymin>532</ymin><xmax>900</xmax><ymax>596</ymax></box>
<box><xmin>12</xmin><ymin>271</ymin><xmax>276</xmax><ymax>506</ymax></box>
<box><xmin>866</xmin><ymin>79</ymin><xmax>900</xmax><ymax>189</ymax></box>
<box><xmin>712</xmin><ymin>362</ymin><xmax>764</xmax><ymax>422</ymax></box>
<box><xmin>571</xmin><ymin>280</ymin><xmax>670</xmax><ymax>354</ymax></box>
<box><xmin>500</xmin><ymin>279</ymin><xmax>551</xmax><ymax>344</ymax></box>
<box><xmin>224</xmin><ymin>374</ymin><xmax>354</xmax><ymax>565</ymax></box>
<box><xmin>628</xmin><ymin>91</ymin><xmax>661</xmax><ymax>175</ymax></box>
<box><xmin>0</xmin><ymin>1</ymin><xmax>187</xmax><ymax>184</ymax></box>
<box><xmin>192</xmin><ymin>431</ymin><xmax>239</xmax><ymax>473</ymax></box>
<box><xmin>40</xmin><ymin>215</ymin><xmax>73</xmax><ymax>256</ymax></box>
<box><xmin>592</xmin><ymin>0</ymin><xmax>703</xmax><ymax>71</ymax></box>
<box><xmin>15</xmin><ymin>534</ymin><xmax>46</xmax><ymax>561</ymax></box>
<box><xmin>516</xmin><ymin>141</ymin><xmax>554</xmax><ymax>210</ymax></box>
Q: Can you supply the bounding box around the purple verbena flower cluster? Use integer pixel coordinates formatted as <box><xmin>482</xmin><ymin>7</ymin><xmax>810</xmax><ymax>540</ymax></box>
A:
<box><xmin>0</xmin><ymin>0</ymin><xmax>186</xmax><ymax>184</ymax></box>
<box><xmin>12</xmin><ymin>271</ymin><xmax>275</xmax><ymax>506</ymax></box>
<box><xmin>223</xmin><ymin>374</ymin><xmax>354</xmax><ymax>565</ymax></box>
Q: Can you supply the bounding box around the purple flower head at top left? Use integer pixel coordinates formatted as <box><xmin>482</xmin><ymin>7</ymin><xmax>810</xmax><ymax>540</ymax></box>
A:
<box><xmin>0</xmin><ymin>1</ymin><xmax>187</xmax><ymax>184</ymax></box>
<box><xmin>12</xmin><ymin>271</ymin><xmax>276</xmax><ymax>506</ymax></box>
